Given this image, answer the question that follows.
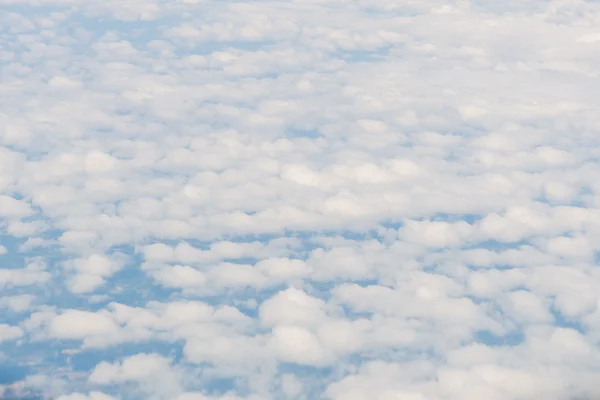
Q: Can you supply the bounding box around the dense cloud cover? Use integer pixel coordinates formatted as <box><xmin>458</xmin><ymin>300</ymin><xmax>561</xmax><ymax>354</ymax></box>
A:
<box><xmin>1</xmin><ymin>0</ymin><xmax>600</xmax><ymax>398</ymax></box>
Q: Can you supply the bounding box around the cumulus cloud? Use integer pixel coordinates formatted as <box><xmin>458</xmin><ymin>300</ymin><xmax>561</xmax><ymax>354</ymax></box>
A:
<box><xmin>1</xmin><ymin>0</ymin><xmax>600</xmax><ymax>398</ymax></box>
<box><xmin>0</xmin><ymin>294</ymin><xmax>36</xmax><ymax>312</ymax></box>
<box><xmin>48</xmin><ymin>310</ymin><xmax>120</xmax><ymax>340</ymax></box>
<box><xmin>0</xmin><ymin>258</ymin><xmax>51</xmax><ymax>288</ymax></box>
<box><xmin>0</xmin><ymin>324</ymin><xmax>24</xmax><ymax>342</ymax></box>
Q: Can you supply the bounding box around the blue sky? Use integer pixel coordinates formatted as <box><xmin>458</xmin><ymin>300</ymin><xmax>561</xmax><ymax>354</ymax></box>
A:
<box><xmin>2</xmin><ymin>0</ymin><xmax>600</xmax><ymax>399</ymax></box>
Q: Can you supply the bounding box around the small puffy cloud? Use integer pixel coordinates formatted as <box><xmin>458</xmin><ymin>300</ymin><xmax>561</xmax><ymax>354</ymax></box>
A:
<box><xmin>0</xmin><ymin>259</ymin><xmax>51</xmax><ymax>288</ymax></box>
<box><xmin>64</xmin><ymin>254</ymin><xmax>127</xmax><ymax>293</ymax></box>
<box><xmin>268</xmin><ymin>325</ymin><xmax>331</xmax><ymax>366</ymax></box>
<box><xmin>0</xmin><ymin>195</ymin><xmax>34</xmax><ymax>219</ymax></box>
<box><xmin>150</xmin><ymin>265</ymin><xmax>206</xmax><ymax>288</ymax></box>
<box><xmin>89</xmin><ymin>353</ymin><xmax>183</xmax><ymax>399</ymax></box>
<box><xmin>48</xmin><ymin>310</ymin><xmax>119</xmax><ymax>340</ymax></box>
<box><xmin>0</xmin><ymin>294</ymin><xmax>35</xmax><ymax>312</ymax></box>
<box><xmin>67</xmin><ymin>274</ymin><xmax>106</xmax><ymax>294</ymax></box>
<box><xmin>84</xmin><ymin>151</ymin><xmax>118</xmax><ymax>174</ymax></box>
<box><xmin>259</xmin><ymin>288</ymin><xmax>327</xmax><ymax>328</ymax></box>
<box><xmin>89</xmin><ymin>353</ymin><xmax>173</xmax><ymax>384</ymax></box>
<box><xmin>398</xmin><ymin>219</ymin><xmax>477</xmax><ymax>248</ymax></box>
<box><xmin>0</xmin><ymin>324</ymin><xmax>24</xmax><ymax>342</ymax></box>
<box><xmin>499</xmin><ymin>291</ymin><xmax>554</xmax><ymax>324</ymax></box>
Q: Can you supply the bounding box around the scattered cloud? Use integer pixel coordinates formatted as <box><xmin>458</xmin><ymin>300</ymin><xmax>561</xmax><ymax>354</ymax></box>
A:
<box><xmin>1</xmin><ymin>0</ymin><xmax>600</xmax><ymax>398</ymax></box>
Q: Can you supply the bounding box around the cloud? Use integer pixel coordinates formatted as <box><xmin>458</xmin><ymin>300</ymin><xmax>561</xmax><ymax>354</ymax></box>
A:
<box><xmin>2</xmin><ymin>0</ymin><xmax>600</xmax><ymax>398</ymax></box>
<box><xmin>0</xmin><ymin>258</ymin><xmax>51</xmax><ymax>289</ymax></box>
<box><xmin>0</xmin><ymin>294</ymin><xmax>36</xmax><ymax>312</ymax></box>
<box><xmin>0</xmin><ymin>195</ymin><xmax>34</xmax><ymax>219</ymax></box>
<box><xmin>259</xmin><ymin>288</ymin><xmax>328</xmax><ymax>328</ymax></box>
<box><xmin>0</xmin><ymin>324</ymin><xmax>24</xmax><ymax>342</ymax></box>
<box><xmin>89</xmin><ymin>353</ymin><xmax>172</xmax><ymax>383</ymax></box>
<box><xmin>268</xmin><ymin>325</ymin><xmax>331</xmax><ymax>366</ymax></box>
<box><xmin>63</xmin><ymin>253</ymin><xmax>128</xmax><ymax>293</ymax></box>
<box><xmin>89</xmin><ymin>353</ymin><xmax>183</xmax><ymax>399</ymax></box>
<box><xmin>48</xmin><ymin>310</ymin><xmax>120</xmax><ymax>340</ymax></box>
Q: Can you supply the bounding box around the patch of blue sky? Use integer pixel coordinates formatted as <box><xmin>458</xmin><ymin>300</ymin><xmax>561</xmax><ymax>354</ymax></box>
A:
<box><xmin>166</xmin><ymin>40</ymin><xmax>276</xmax><ymax>57</ymax></box>
<box><xmin>102</xmin><ymin>269</ymin><xmax>179</xmax><ymax>307</ymax></box>
<box><xmin>444</xmin><ymin>261</ymin><xmax>527</xmax><ymax>273</ymax></box>
<box><xmin>286</xmin><ymin>128</ymin><xmax>321</xmax><ymax>139</ymax></box>
<box><xmin>1</xmin><ymin>342</ymin><xmax>68</xmax><ymax>381</ymax></box>
<box><xmin>0</xmin><ymin>234</ymin><xmax>24</xmax><ymax>260</ymax></box>
<box><xmin>427</xmin><ymin>212</ymin><xmax>481</xmax><ymax>224</ymax></box>
<box><xmin>335</xmin><ymin>48</ymin><xmax>390</xmax><ymax>63</ymax></box>
<box><xmin>551</xmin><ymin>308</ymin><xmax>586</xmax><ymax>333</ymax></box>
<box><xmin>338</xmin><ymin>305</ymin><xmax>372</xmax><ymax>321</ymax></box>
<box><xmin>212</xmin><ymin>231</ymin><xmax>314</xmax><ymax>247</ymax></box>
<box><xmin>201</xmin><ymin>376</ymin><xmax>239</xmax><ymax>396</ymax></box>
<box><xmin>0</xmin><ymin>234</ymin><xmax>59</xmax><ymax>272</ymax></box>
<box><xmin>0</xmin><ymin>363</ymin><xmax>30</xmax><ymax>385</ymax></box>
<box><xmin>1</xmin><ymin>389</ymin><xmax>43</xmax><ymax>400</ymax></box>
<box><xmin>278</xmin><ymin>362</ymin><xmax>333</xmax><ymax>377</ymax></box>
<box><xmin>474</xmin><ymin>329</ymin><xmax>525</xmax><ymax>347</ymax></box>
<box><xmin>380</xmin><ymin>214</ymin><xmax>480</xmax><ymax>230</ymax></box>
<box><xmin>379</xmin><ymin>220</ymin><xmax>404</xmax><ymax>230</ymax></box>
<box><xmin>220</xmin><ymin>257</ymin><xmax>261</xmax><ymax>265</ymax></box>
<box><xmin>594</xmin><ymin>251</ymin><xmax>600</xmax><ymax>265</ymax></box>
<box><xmin>462</xmin><ymin>239</ymin><xmax>530</xmax><ymax>252</ymax></box>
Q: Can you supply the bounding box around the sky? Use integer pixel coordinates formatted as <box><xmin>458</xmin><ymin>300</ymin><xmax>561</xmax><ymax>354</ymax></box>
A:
<box><xmin>1</xmin><ymin>0</ymin><xmax>600</xmax><ymax>399</ymax></box>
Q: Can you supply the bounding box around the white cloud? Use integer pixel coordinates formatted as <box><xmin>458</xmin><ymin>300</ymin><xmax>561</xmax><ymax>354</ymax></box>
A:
<box><xmin>268</xmin><ymin>325</ymin><xmax>331</xmax><ymax>366</ymax></box>
<box><xmin>259</xmin><ymin>288</ymin><xmax>328</xmax><ymax>328</ymax></box>
<box><xmin>0</xmin><ymin>324</ymin><xmax>24</xmax><ymax>342</ymax></box>
<box><xmin>67</xmin><ymin>274</ymin><xmax>106</xmax><ymax>294</ymax></box>
<box><xmin>89</xmin><ymin>353</ymin><xmax>173</xmax><ymax>384</ymax></box>
<box><xmin>89</xmin><ymin>353</ymin><xmax>182</xmax><ymax>399</ymax></box>
<box><xmin>150</xmin><ymin>265</ymin><xmax>206</xmax><ymax>288</ymax></box>
<box><xmin>63</xmin><ymin>253</ymin><xmax>127</xmax><ymax>293</ymax></box>
<box><xmin>0</xmin><ymin>195</ymin><xmax>34</xmax><ymax>219</ymax></box>
<box><xmin>48</xmin><ymin>310</ymin><xmax>119</xmax><ymax>340</ymax></box>
<box><xmin>499</xmin><ymin>290</ymin><xmax>554</xmax><ymax>324</ymax></box>
<box><xmin>0</xmin><ymin>258</ymin><xmax>51</xmax><ymax>288</ymax></box>
<box><xmin>398</xmin><ymin>220</ymin><xmax>477</xmax><ymax>248</ymax></box>
<box><xmin>3</xmin><ymin>0</ymin><xmax>600</xmax><ymax>398</ymax></box>
<box><xmin>0</xmin><ymin>294</ymin><xmax>35</xmax><ymax>312</ymax></box>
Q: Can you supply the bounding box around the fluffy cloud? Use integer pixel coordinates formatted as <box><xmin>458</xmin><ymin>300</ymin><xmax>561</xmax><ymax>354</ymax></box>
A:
<box><xmin>0</xmin><ymin>324</ymin><xmax>24</xmax><ymax>342</ymax></box>
<box><xmin>0</xmin><ymin>258</ymin><xmax>51</xmax><ymax>288</ymax></box>
<box><xmin>63</xmin><ymin>253</ymin><xmax>128</xmax><ymax>293</ymax></box>
<box><xmin>2</xmin><ymin>0</ymin><xmax>600</xmax><ymax>398</ymax></box>
<box><xmin>0</xmin><ymin>294</ymin><xmax>36</xmax><ymax>312</ymax></box>
<box><xmin>48</xmin><ymin>310</ymin><xmax>120</xmax><ymax>340</ymax></box>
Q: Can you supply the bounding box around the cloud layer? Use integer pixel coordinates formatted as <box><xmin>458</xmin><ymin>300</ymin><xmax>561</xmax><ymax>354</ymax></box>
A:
<box><xmin>1</xmin><ymin>0</ymin><xmax>600</xmax><ymax>399</ymax></box>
